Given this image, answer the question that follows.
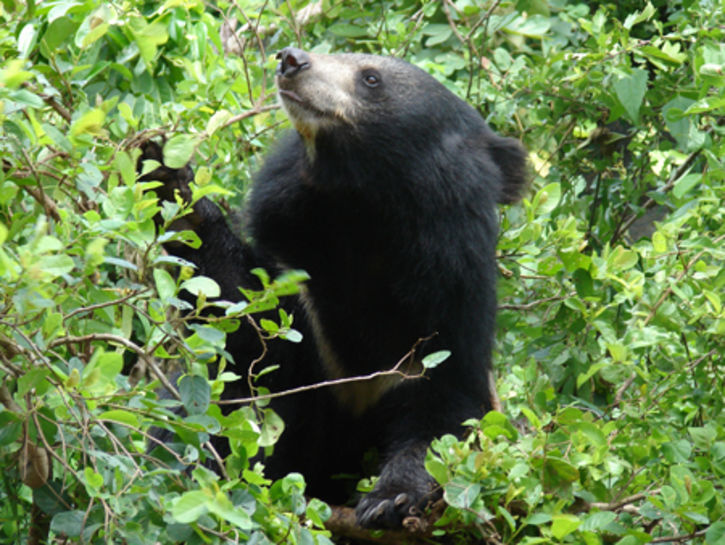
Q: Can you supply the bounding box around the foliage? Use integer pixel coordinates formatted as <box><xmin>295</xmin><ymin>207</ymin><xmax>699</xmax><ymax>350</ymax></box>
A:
<box><xmin>0</xmin><ymin>0</ymin><xmax>722</xmax><ymax>544</ymax></box>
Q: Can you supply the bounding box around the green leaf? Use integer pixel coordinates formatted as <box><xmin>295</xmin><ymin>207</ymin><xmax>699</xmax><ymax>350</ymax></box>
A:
<box><xmin>425</xmin><ymin>456</ymin><xmax>449</xmax><ymax>485</ymax></box>
<box><xmin>43</xmin><ymin>16</ymin><xmax>79</xmax><ymax>51</ymax></box>
<box><xmin>153</xmin><ymin>268</ymin><xmax>177</xmax><ymax>300</ymax></box>
<box><xmin>0</xmin><ymin>412</ymin><xmax>23</xmax><ymax>447</ymax></box>
<box><xmin>259</xmin><ymin>409</ymin><xmax>284</xmax><ymax>447</ymax></box>
<box><xmin>609</xmin><ymin>245</ymin><xmax>638</xmax><ymax>271</ymax></box>
<box><xmin>74</xmin><ymin>5</ymin><xmax>114</xmax><ymax>48</ymax></box>
<box><xmin>17</xmin><ymin>23</ymin><xmax>38</xmax><ymax>59</ymax></box>
<box><xmin>114</xmin><ymin>150</ymin><xmax>136</xmax><ymax>188</ymax></box>
<box><xmin>652</xmin><ymin>231</ymin><xmax>667</xmax><ymax>253</ymax></box>
<box><xmin>129</xmin><ymin>18</ymin><xmax>169</xmax><ymax>65</ymax></box>
<box><xmin>506</xmin><ymin>14</ymin><xmax>551</xmax><ymax>37</ymax></box>
<box><xmin>69</xmin><ymin>108</ymin><xmax>106</xmax><ymax>139</ymax></box>
<box><xmin>50</xmin><ymin>511</ymin><xmax>86</xmax><ymax>538</ymax></box>
<box><xmin>191</xmin><ymin>183</ymin><xmax>233</xmax><ymax>203</ymax></box>
<box><xmin>328</xmin><ymin>23</ymin><xmax>368</xmax><ymax>37</ymax></box>
<box><xmin>98</xmin><ymin>409</ymin><xmax>140</xmax><ymax>427</ymax></box>
<box><xmin>526</xmin><ymin>513</ymin><xmax>551</xmax><ymax>526</ymax></box>
<box><xmin>623</xmin><ymin>3</ymin><xmax>656</xmax><ymax>29</ymax></box>
<box><xmin>613</xmin><ymin>69</ymin><xmax>648</xmax><ymax>122</ymax></box>
<box><xmin>306</xmin><ymin>498</ymin><xmax>332</xmax><ymax>527</ymax></box>
<box><xmin>81</xmin><ymin>350</ymin><xmax>123</xmax><ymax>394</ymax></box>
<box><xmin>189</xmin><ymin>324</ymin><xmax>225</xmax><ymax>345</ymax></box>
<box><xmin>179</xmin><ymin>375</ymin><xmax>211</xmax><ymax>415</ymax></box>
<box><xmin>163</xmin><ymin>134</ymin><xmax>200</xmax><ymax>169</ymax></box>
<box><xmin>520</xmin><ymin>407</ymin><xmax>542</xmax><ymax>430</ymax></box>
<box><xmin>663</xmin><ymin>96</ymin><xmax>701</xmax><ymax>151</ymax></box>
<box><xmin>581</xmin><ymin>511</ymin><xmax>616</xmax><ymax>532</ymax></box>
<box><xmin>544</xmin><ymin>456</ymin><xmax>579</xmax><ymax>483</ymax></box>
<box><xmin>706</xmin><ymin>522</ymin><xmax>725</xmax><ymax>545</ymax></box>
<box><xmin>422</xmin><ymin>350</ymin><xmax>451</xmax><ymax>369</ymax></box>
<box><xmin>662</xmin><ymin>439</ymin><xmax>691</xmax><ymax>463</ymax></box>
<box><xmin>7</xmin><ymin>89</ymin><xmax>43</xmax><ymax>110</ymax></box>
<box><xmin>17</xmin><ymin>368</ymin><xmax>50</xmax><ymax>397</ymax></box>
<box><xmin>444</xmin><ymin>477</ymin><xmax>481</xmax><ymax>509</ymax></box>
<box><xmin>422</xmin><ymin>24</ymin><xmax>452</xmax><ymax>46</ymax></box>
<box><xmin>552</xmin><ymin>514</ymin><xmax>581</xmax><ymax>540</ymax></box>
<box><xmin>575</xmin><ymin>422</ymin><xmax>606</xmax><ymax>448</ymax></box>
<box><xmin>497</xmin><ymin>505</ymin><xmax>517</xmax><ymax>532</ymax></box>
<box><xmin>260</xmin><ymin>318</ymin><xmax>279</xmax><ymax>334</ymax></box>
<box><xmin>206</xmin><ymin>109</ymin><xmax>232</xmax><ymax>136</ymax></box>
<box><xmin>207</xmin><ymin>490</ymin><xmax>253</xmax><ymax>531</ymax></box>
<box><xmin>181</xmin><ymin>276</ymin><xmax>221</xmax><ymax>298</ymax></box>
<box><xmin>83</xmin><ymin>467</ymin><xmax>103</xmax><ymax>494</ymax></box>
<box><xmin>37</xmin><ymin>254</ymin><xmax>75</xmax><ymax>278</ymax></box>
<box><xmin>672</xmin><ymin>173</ymin><xmax>700</xmax><ymax>199</ymax></box>
<box><xmin>172</xmin><ymin>491</ymin><xmax>208</xmax><ymax>523</ymax></box>
<box><xmin>532</xmin><ymin>183</ymin><xmax>561</xmax><ymax>215</ymax></box>
<box><xmin>481</xmin><ymin>411</ymin><xmax>518</xmax><ymax>440</ymax></box>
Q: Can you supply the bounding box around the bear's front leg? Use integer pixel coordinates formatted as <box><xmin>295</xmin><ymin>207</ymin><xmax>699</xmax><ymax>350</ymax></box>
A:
<box><xmin>136</xmin><ymin>140</ymin><xmax>265</xmax><ymax>300</ymax></box>
<box><xmin>355</xmin><ymin>440</ymin><xmax>440</xmax><ymax>529</ymax></box>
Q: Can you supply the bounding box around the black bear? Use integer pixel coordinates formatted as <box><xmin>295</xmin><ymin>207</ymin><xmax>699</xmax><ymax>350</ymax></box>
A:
<box><xmin>140</xmin><ymin>47</ymin><xmax>527</xmax><ymax>529</ymax></box>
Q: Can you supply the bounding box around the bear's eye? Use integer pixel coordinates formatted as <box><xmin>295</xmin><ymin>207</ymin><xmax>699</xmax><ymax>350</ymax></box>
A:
<box><xmin>362</xmin><ymin>71</ymin><xmax>381</xmax><ymax>88</ymax></box>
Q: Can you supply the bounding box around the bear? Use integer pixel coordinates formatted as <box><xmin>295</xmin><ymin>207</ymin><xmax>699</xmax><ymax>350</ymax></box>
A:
<box><xmin>139</xmin><ymin>47</ymin><xmax>527</xmax><ymax>530</ymax></box>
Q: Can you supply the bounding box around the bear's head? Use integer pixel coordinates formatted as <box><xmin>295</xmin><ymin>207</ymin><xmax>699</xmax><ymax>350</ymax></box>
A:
<box><xmin>275</xmin><ymin>47</ymin><xmax>527</xmax><ymax>204</ymax></box>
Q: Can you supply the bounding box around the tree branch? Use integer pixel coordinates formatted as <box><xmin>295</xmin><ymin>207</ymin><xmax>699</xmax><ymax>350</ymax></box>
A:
<box><xmin>49</xmin><ymin>334</ymin><xmax>181</xmax><ymax>401</ymax></box>
<box><xmin>325</xmin><ymin>504</ymin><xmax>439</xmax><ymax>545</ymax></box>
<box><xmin>217</xmin><ymin>335</ymin><xmax>433</xmax><ymax>405</ymax></box>
<box><xmin>643</xmin><ymin>233</ymin><xmax>725</xmax><ymax>326</ymax></box>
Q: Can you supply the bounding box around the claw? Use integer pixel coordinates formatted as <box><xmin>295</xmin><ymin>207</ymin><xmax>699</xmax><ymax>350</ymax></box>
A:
<box><xmin>373</xmin><ymin>499</ymin><xmax>390</xmax><ymax>521</ymax></box>
<box><xmin>394</xmin><ymin>493</ymin><xmax>409</xmax><ymax>509</ymax></box>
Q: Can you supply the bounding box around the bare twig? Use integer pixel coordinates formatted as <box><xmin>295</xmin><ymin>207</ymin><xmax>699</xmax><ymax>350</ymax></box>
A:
<box><xmin>649</xmin><ymin>529</ymin><xmax>708</xmax><ymax>543</ymax></box>
<box><xmin>219</xmin><ymin>336</ymin><xmax>433</xmax><ymax>405</ymax></box>
<box><xmin>18</xmin><ymin>146</ymin><xmax>61</xmax><ymax>222</ymax></box>
<box><xmin>589</xmin><ymin>491</ymin><xmax>655</xmax><ymax>512</ymax></box>
<box><xmin>612</xmin><ymin>372</ymin><xmax>637</xmax><ymax>407</ymax></box>
<box><xmin>63</xmin><ymin>289</ymin><xmax>149</xmax><ymax>322</ymax></box>
<box><xmin>221</xmin><ymin>103</ymin><xmax>279</xmax><ymax>131</ymax></box>
<box><xmin>40</xmin><ymin>91</ymin><xmax>72</xmax><ymax>123</ymax></box>
<box><xmin>499</xmin><ymin>294</ymin><xmax>570</xmax><ymax>311</ymax></box>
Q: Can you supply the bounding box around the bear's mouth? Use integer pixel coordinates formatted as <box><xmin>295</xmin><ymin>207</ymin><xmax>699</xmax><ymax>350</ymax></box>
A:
<box><xmin>278</xmin><ymin>89</ymin><xmax>329</xmax><ymax>121</ymax></box>
<box><xmin>278</xmin><ymin>89</ymin><xmax>304</xmax><ymax>104</ymax></box>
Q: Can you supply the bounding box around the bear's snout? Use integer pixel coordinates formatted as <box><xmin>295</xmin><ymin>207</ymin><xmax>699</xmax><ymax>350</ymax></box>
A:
<box><xmin>277</xmin><ymin>47</ymin><xmax>311</xmax><ymax>77</ymax></box>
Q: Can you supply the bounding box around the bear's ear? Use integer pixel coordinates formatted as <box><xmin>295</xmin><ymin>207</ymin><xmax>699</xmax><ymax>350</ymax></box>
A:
<box><xmin>488</xmin><ymin>135</ymin><xmax>529</xmax><ymax>205</ymax></box>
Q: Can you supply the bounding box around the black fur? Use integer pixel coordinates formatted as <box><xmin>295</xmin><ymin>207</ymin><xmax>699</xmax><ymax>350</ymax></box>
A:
<box><xmin>139</xmin><ymin>50</ymin><xmax>526</xmax><ymax>529</ymax></box>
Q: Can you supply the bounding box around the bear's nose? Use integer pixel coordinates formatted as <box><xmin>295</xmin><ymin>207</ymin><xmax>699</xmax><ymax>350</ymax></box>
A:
<box><xmin>277</xmin><ymin>47</ymin><xmax>311</xmax><ymax>77</ymax></box>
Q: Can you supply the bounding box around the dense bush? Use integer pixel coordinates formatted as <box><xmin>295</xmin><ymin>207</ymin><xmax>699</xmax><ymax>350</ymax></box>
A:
<box><xmin>0</xmin><ymin>1</ymin><xmax>722</xmax><ymax>543</ymax></box>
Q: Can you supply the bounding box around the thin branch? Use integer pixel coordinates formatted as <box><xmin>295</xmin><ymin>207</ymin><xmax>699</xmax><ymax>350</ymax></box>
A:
<box><xmin>49</xmin><ymin>334</ymin><xmax>180</xmax><ymax>401</ymax></box>
<box><xmin>18</xmin><ymin>146</ymin><xmax>61</xmax><ymax>222</ymax></box>
<box><xmin>218</xmin><ymin>336</ymin><xmax>434</xmax><ymax>405</ymax></box>
<box><xmin>649</xmin><ymin>529</ymin><xmax>708</xmax><ymax>544</ymax></box>
<box><xmin>613</xmin><ymin>140</ymin><xmax>707</xmax><ymax>242</ymax></box>
<box><xmin>63</xmin><ymin>289</ymin><xmax>149</xmax><ymax>322</ymax></box>
<box><xmin>612</xmin><ymin>372</ymin><xmax>637</xmax><ymax>407</ymax></box>
<box><xmin>221</xmin><ymin>103</ymin><xmax>279</xmax><ymax>131</ymax></box>
<box><xmin>40</xmin><ymin>91</ymin><xmax>72</xmax><ymax>123</ymax></box>
<box><xmin>441</xmin><ymin>0</ymin><xmax>467</xmax><ymax>45</ymax></box>
<box><xmin>499</xmin><ymin>294</ymin><xmax>570</xmax><ymax>311</ymax></box>
<box><xmin>643</xmin><ymin>233</ymin><xmax>725</xmax><ymax>326</ymax></box>
<box><xmin>589</xmin><ymin>491</ymin><xmax>654</xmax><ymax>512</ymax></box>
